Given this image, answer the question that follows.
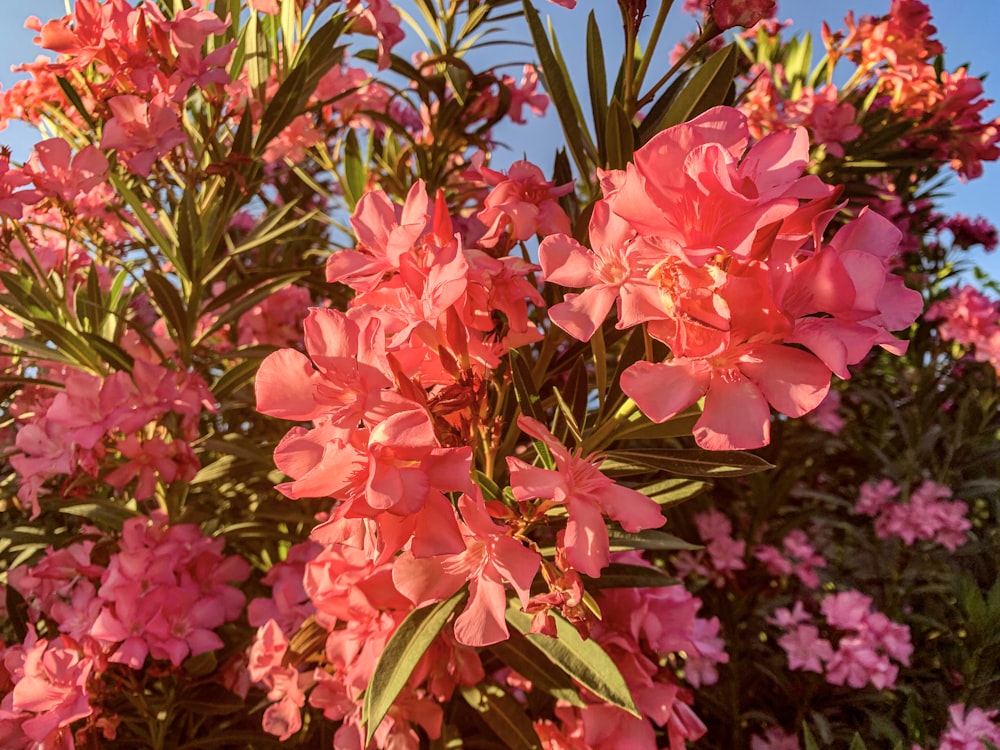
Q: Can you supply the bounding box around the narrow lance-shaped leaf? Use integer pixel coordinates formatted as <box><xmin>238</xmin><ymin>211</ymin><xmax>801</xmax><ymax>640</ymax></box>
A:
<box><xmin>605</xmin><ymin>98</ymin><xmax>634</xmax><ymax>170</ymax></box>
<box><xmin>521</xmin><ymin>0</ymin><xmax>593</xmax><ymax>178</ymax></box>
<box><xmin>586</xmin><ymin>11</ymin><xmax>608</xmax><ymax>161</ymax></box>
<box><xmin>460</xmin><ymin>683</ymin><xmax>541</xmax><ymax>750</ymax></box>
<box><xmin>603</xmin><ymin>448</ymin><xmax>774</xmax><ymax>477</ymax></box>
<box><xmin>606</xmin><ymin>526</ymin><xmax>701</xmax><ymax>552</ymax></box>
<box><xmin>487</xmin><ymin>631</ymin><xmax>587</xmax><ymax>707</ymax></box>
<box><xmin>145</xmin><ymin>271</ymin><xmax>192</xmax><ymax>363</ymax></box>
<box><xmin>509</xmin><ymin>348</ymin><xmax>546</xmax><ymax>424</ymax></box>
<box><xmin>505</xmin><ymin>603</ymin><xmax>639</xmax><ymax>717</ymax></box>
<box><xmin>658</xmin><ymin>43</ymin><xmax>738</xmax><ymax>131</ymax></box>
<box><xmin>581</xmin><ymin>562</ymin><xmax>678</xmax><ymax>589</ymax></box>
<box><xmin>362</xmin><ymin>591</ymin><xmax>466</xmax><ymax>743</ymax></box>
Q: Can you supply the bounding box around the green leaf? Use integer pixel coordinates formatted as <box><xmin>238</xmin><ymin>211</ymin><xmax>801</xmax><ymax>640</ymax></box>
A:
<box><xmin>32</xmin><ymin>319</ymin><xmax>103</xmax><ymax>372</ymax></box>
<box><xmin>256</xmin><ymin>13</ymin><xmax>348</xmax><ymax>153</ymax></box>
<box><xmin>111</xmin><ymin>176</ymin><xmax>179</xmax><ymax>269</ymax></box>
<box><xmin>56</xmin><ymin>76</ymin><xmax>97</xmax><ymax>130</ymax></box>
<box><xmin>145</xmin><ymin>271</ymin><xmax>192</xmax><ymax>362</ymax></box>
<box><xmin>506</xmin><ymin>603</ymin><xmax>639</xmax><ymax>717</ymax></box>
<box><xmin>658</xmin><ymin>43</ymin><xmax>738</xmax><ymax>131</ymax></box>
<box><xmin>605</xmin><ymin>98</ymin><xmax>634</xmax><ymax>170</ymax></box>
<box><xmin>606</xmin><ymin>527</ymin><xmax>700</xmax><ymax>552</ymax></box>
<box><xmin>849</xmin><ymin>734</ymin><xmax>869</xmax><ymax>750</ymax></box>
<box><xmin>636</xmin><ymin>477</ymin><xmax>708</xmax><ymax>507</ymax></box>
<box><xmin>509</xmin><ymin>348</ymin><xmax>545</xmax><ymax>424</ymax></box>
<box><xmin>363</xmin><ymin>590</ymin><xmax>466</xmax><ymax>743</ymax></box>
<box><xmin>637</xmin><ymin>69</ymin><xmax>690</xmax><ymax>144</ymax></box>
<box><xmin>79</xmin><ymin>333</ymin><xmax>134</xmax><ymax>372</ymax></box>
<box><xmin>582</xmin><ymin>563</ymin><xmax>678</xmax><ymax>589</ymax></box>
<box><xmin>522</xmin><ymin>0</ymin><xmax>593</xmax><ymax>177</ymax></box>
<box><xmin>211</xmin><ymin>357</ymin><xmax>267</xmax><ymax>402</ymax></box>
<box><xmin>586</xmin><ymin>12</ymin><xmax>608</xmax><ymax>160</ymax></box>
<box><xmin>197</xmin><ymin>269</ymin><xmax>310</xmax><ymax>341</ymax></box>
<box><xmin>803</xmin><ymin>723</ymin><xmax>820</xmax><ymax>750</ymax></box>
<box><xmin>602</xmin><ymin>448</ymin><xmax>773</xmax><ymax>477</ymax></box>
<box><xmin>342</xmin><ymin>129</ymin><xmax>368</xmax><ymax>210</ymax></box>
<box><xmin>460</xmin><ymin>683</ymin><xmax>541</xmax><ymax>750</ymax></box>
<box><xmin>487</xmin><ymin>631</ymin><xmax>586</xmax><ymax>707</ymax></box>
<box><xmin>58</xmin><ymin>500</ymin><xmax>139</xmax><ymax>531</ymax></box>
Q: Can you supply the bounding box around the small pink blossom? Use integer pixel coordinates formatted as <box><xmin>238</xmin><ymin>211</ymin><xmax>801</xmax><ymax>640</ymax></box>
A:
<box><xmin>507</xmin><ymin>416</ymin><xmax>664</xmax><ymax>577</ymax></box>
<box><xmin>99</xmin><ymin>93</ymin><xmax>186</xmax><ymax>176</ymax></box>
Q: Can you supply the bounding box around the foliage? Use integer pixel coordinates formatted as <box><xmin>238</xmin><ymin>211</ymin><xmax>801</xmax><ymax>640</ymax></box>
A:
<box><xmin>0</xmin><ymin>0</ymin><xmax>997</xmax><ymax>749</ymax></box>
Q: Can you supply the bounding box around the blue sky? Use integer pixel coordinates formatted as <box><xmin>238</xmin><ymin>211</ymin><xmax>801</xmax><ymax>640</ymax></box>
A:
<box><xmin>2</xmin><ymin>0</ymin><xmax>997</xmax><ymax>280</ymax></box>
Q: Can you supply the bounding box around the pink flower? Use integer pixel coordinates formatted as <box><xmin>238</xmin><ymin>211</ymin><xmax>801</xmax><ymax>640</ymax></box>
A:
<box><xmin>100</xmin><ymin>93</ymin><xmax>186</xmax><ymax>176</ymax></box>
<box><xmin>5</xmin><ymin>630</ymin><xmax>93</xmax><ymax>744</ymax></box>
<box><xmin>27</xmin><ymin>138</ymin><xmax>108</xmax><ymax>203</ymax></box>
<box><xmin>712</xmin><ymin>0</ymin><xmax>776</xmax><ymax>29</ymax></box>
<box><xmin>507</xmin><ymin>416</ymin><xmax>664</xmax><ymax>577</ymax></box>
<box><xmin>751</xmin><ymin>727</ymin><xmax>801</xmax><ymax>750</ymax></box>
<box><xmin>936</xmin><ymin>704</ymin><xmax>1000</xmax><ymax>750</ymax></box>
<box><xmin>0</xmin><ymin>151</ymin><xmax>42</xmax><ymax>219</ymax></box>
<box><xmin>778</xmin><ymin>624</ymin><xmax>833</xmax><ymax>673</ymax></box>
<box><xmin>392</xmin><ymin>494</ymin><xmax>540</xmax><ymax>646</ymax></box>
<box><xmin>622</xmin><ymin>341</ymin><xmax>832</xmax><ymax>450</ymax></box>
<box><xmin>540</xmin><ymin>199</ymin><xmax>664</xmax><ymax>342</ymax></box>
<box><xmin>248</xmin><ymin>0</ymin><xmax>280</xmax><ymax>14</ymax></box>
<box><xmin>476</xmin><ymin>160</ymin><xmax>573</xmax><ymax>249</ymax></box>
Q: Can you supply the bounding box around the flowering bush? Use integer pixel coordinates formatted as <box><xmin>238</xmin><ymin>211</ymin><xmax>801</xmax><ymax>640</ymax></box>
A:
<box><xmin>0</xmin><ymin>0</ymin><xmax>998</xmax><ymax>748</ymax></box>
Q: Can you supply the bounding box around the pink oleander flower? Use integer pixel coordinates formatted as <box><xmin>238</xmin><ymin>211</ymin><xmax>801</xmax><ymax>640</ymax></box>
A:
<box><xmin>935</xmin><ymin>704</ymin><xmax>1000</xmax><ymax>750</ymax></box>
<box><xmin>941</xmin><ymin>214</ymin><xmax>998</xmax><ymax>251</ymax></box>
<box><xmin>855</xmin><ymin>478</ymin><xmax>902</xmax><ymax>516</ymax></box>
<box><xmin>346</xmin><ymin>0</ymin><xmax>404</xmax><ymax>70</ymax></box>
<box><xmin>2</xmin><ymin>629</ymin><xmax>94</xmax><ymax>746</ymax></box>
<box><xmin>476</xmin><ymin>160</ymin><xmax>573</xmax><ymax>249</ymax></box>
<box><xmin>392</xmin><ymin>494</ymin><xmax>540</xmax><ymax>646</ymax></box>
<box><xmin>751</xmin><ymin>727</ymin><xmax>801</xmax><ymax>750</ymax></box>
<box><xmin>0</xmin><ymin>151</ymin><xmax>43</xmax><ymax>219</ymax></box>
<box><xmin>553</xmin><ymin>106</ymin><xmax>919</xmax><ymax>450</ymax></box>
<box><xmin>26</xmin><ymin>138</ymin><xmax>108</xmax><ymax>203</ymax></box>
<box><xmin>507</xmin><ymin>416</ymin><xmax>664</xmax><ymax>577</ymax></box>
<box><xmin>104</xmin><ymin>433</ymin><xmax>197</xmax><ymax>500</ymax></box>
<box><xmin>248</xmin><ymin>0</ymin><xmax>280</xmax><ymax>14</ymax></box>
<box><xmin>927</xmin><ymin>285</ymin><xmax>1000</xmax><ymax>375</ymax></box>
<box><xmin>503</xmin><ymin>65</ymin><xmax>549</xmax><ymax>124</ymax></box>
<box><xmin>540</xmin><ymin>199</ymin><xmax>664</xmax><ymax>342</ymax></box>
<box><xmin>99</xmin><ymin>93</ymin><xmax>187</xmax><ymax>176</ymax></box>
<box><xmin>712</xmin><ymin>0</ymin><xmax>776</xmax><ymax>30</ymax></box>
<box><xmin>777</xmin><ymin>624</ymin><xmax>833</xmax><ymax>673</ymax></box>
<box><xmin>870</xmin><ymin>479</ymin><xmax>971</xmax><ymax>552</ymax></box>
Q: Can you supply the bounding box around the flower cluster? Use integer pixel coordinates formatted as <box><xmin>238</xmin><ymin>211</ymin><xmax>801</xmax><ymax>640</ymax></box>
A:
<box><xmin>771</xmin><ymin>590</ymin><xmax>912</xmax><ymax>690</ymax></box>
<box><xmin>927</xmin><ymin>285</ymin><xmax>1000</xmax><ymax>375</ymax></box>
<box><xmin>0</xmin><ymin>513</ymin><xmax>248</xmax><ymax>747</ymax></box>
<box><xmin>740</xmin><ymin>0</ymin><xmax>1000</xmax><ymax>179</ymax></box>
<box><xmin>854</xmin><ymin>478</ymin><xmax>972</xmax><ymax>552</ymax></box>
<box><xmin>919</xmin><ymin>704</ymin><xmax>1000</xmax><ymax>750</ymax></box>
<box><xmin>542</xmin><ymin>106</ymin><xmax>921</xmax><ymax>449</ymax></box>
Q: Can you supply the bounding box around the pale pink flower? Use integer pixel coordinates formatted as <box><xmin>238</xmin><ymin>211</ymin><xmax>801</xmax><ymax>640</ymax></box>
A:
<box><xmin>393</xmin><ymin>494</ymin><xmax>540</xmax><ymax>646</ymax></box>
<box><xmin>713</xmin><ymin>0</ymin><xmax>776</xmax><ymax>30</ymax></box>
<box><xmin>778</xmin><ymin>624</ymin><xmax>833</xmax><ymax>673</ymax></box>
<box><xmin>476</xmin><ymin>160</ymin><xmax>573</xmax><ymax>248</ymax></box>
<box><xmin>540</xmin><ymin>199</ymin><xmax>664</xmax><ymax>342</ymax></box>
<box><xmin>936</xmin><ymin>704</ymin><xmax>1000</xmax><ymax>750</ymax></box>
<box><xmin>99</xmin><ymin>93</ymin><xmax>187</xmax><ymax>176</ymax></box>
<box><xmin>5</xmin><ymin>630</ymin><xmax>93</xmax><ymax>744</ymax></box>
<box><xmin>751</xmin><ymin>727</ymin><xmax>801</xmax><ymax>750</ymax></box>
<box><xmin>507</xmin><ymin>416</ymin><xmax>664</xmax><ymax>577</ymax></box>
<box><xmin>26</xmin><ymin>138</ymin><xmax>108</xmax><ymax>203</ymax></box>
